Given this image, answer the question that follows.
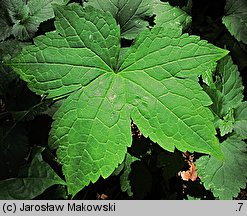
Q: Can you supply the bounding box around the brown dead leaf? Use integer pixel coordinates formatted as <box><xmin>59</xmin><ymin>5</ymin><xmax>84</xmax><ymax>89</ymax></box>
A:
<box><xmin>96</xmin><ymin>193</ymin><xmax>109</xmax><ymax>200</ymax></box>
<box><xmin>178</xmin><ymin>153</ymin><xmax>198</xmax><ymax>181</ymax></box>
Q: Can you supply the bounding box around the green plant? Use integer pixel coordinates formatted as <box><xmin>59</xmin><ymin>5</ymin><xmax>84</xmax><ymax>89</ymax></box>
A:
<box><xmin>0</xmin><ymin>0</ymin><xmax>69</xmax><ymax>41</ymax></box>
<box><xmin>0</xmin><ymin>0</ymin><xmax>246</xmax><ymax>200</ymax></box>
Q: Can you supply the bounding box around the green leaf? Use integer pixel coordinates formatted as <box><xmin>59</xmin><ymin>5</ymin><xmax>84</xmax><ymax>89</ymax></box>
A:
<box><xmin>1</xmin><ymin>0</ymin><xmax>69</xmax><ymax>41</ymax></box>
<box><xmin>112</xmin><ymin>162</ymin><xmax>125</xmax><ymax>176</ymax></box>
<box><xmin>84</xmin><ymin>0</ymin><xmax>154</xmax><ymax>39</ymax></box>
<box><xmin>47</xmin><ymin>5</ymin><xmax>129</xmax><ymax>195</ymax></box>
<box><xmin>197</xmin><ymin>136</ymin><xmax>247</xmax><ymax>200</ymax></box>
<box><xmin>203</xmin><ymin>86</ymin><xmax>222</xmax><ymax>119</ymax></box>
<box><xmin>234</xmin><ymin>102</ymin><xmax>247</xmax><ymax>139</ymax></box>
<box><xmin>27</xmin><ymin>0</ymin><xmax>70</xmax><ymax>24</ymax></box>
<box><xmin>153</xmin><ymin>1</ymin><xmax>191</xmax><ymax>31</ymax></box>
<box><xmin>8</xmin><ymin>5</ymin><xmax>119</xmax><ymax>98</ymax></box>
<box><xmin>203</xmin><ymin>55</ymin><xmax>244</xmax><ymax>137</ymax></box>
<box><xmin>49</xmin><ymin>74</ymin><xmax>132</xmax><ymax>195</ymax></box>
<box><xmin>0</xmin><ymin>7</ymin><xmax>12</xmax><ymax>41</ymax></box>
<box><xmin>216</xmin><ymin>109</ymin><xmax>234</xmax><ymax>136</ymax></box>
<box><xmin>0</xmin><ymin>20</ymin><xmax>12</xmax><ymax>41</ymax></box>
<box><xmin>11</xmin><ymin>17</ymin><xmax>38</xmax><ymax>40</ymax></box>
<box><xmin>8</xmin><ymin>4</ymin><xmax>228</xmax><ymax>196</ymax></box>
<box><xmin>3</xmin><ymin>0</ymin><xmax>34</xmax><ymax>40</ymax></box>
<box><xmin>216</xmin><ymin>55</ymin><xmax>244</xmax><ymax>116</ymax></box>
<box><xmin>119</xmin><ymin>153</ymin><xmax>139</xmax><ymax>196</ymax></box>
<box><xmin>219</xmin><ymin>32</ymin><xmax>247</xmax><ymax>71</ymax></box>
<box><xmin>119</xmin><ymin>28</ymin><xmax>227</xmax><ymax>158</ymax></box>
<box><xmin>0</xmin><ymin>148</ymin><xmax>65</xmax><ymax>199</ymax></box>
<box><xmin>3</xmin><ymin>0</ymin><xmax>29</xmax><ymax>23</ymax></box>
<box><xmin>222</xmin><ymin>0</ymin><xmax>247</xmax><ymax>44</ymax></box>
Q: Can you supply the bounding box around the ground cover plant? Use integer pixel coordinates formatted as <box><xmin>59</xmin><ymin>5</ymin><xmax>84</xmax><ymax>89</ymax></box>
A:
<box><xmin>0</xmin><ymin>0</ymin><xmax>246</xmax><ymax>200</ymax></box>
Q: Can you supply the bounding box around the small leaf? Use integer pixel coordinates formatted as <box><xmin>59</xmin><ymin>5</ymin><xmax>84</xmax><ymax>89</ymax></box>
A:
<box><xmin>0</xmin><ymin>8</ymin><xmax>12</xmax><ymax>41</ymax></box>
<box><xmin>11</xmin><ymin>17</ymin><xmax>38</xmax><ymax>40</ymax></box>
<box><xmin>203</xmin><ymin>55</ymin><xmax>244</xmax><ymax>137</ymax></box>
<box><xmin>217</xmin><ymin>55</ymin><xmax>244</xmax><ymax>116</ymax></box>
<box><xmin>154</xmin><ymin>1</ymin><xmax>191</xmax><ymax>31</ymax></box>
<box><xmin>234</xmin><ymin>102</ymin><xmax>247</xmax><ymax>139</ymax></box>
<box><xmin>219</xmin><ymin>32</ymin><xmax>247</xmax><ymax>70</ymax></box>
<box><xmin>3</xmin><ymin>0</ymin><xmax>33</xmax><ymax>40</ymax></box>
<box><xmin>84</xmin><ymin>0</ymin><xmax>154</xmax><ymax>39</ymax></box>
<box><xmin>222</xmin><ymin>0</ymin><xmax>247</xmax><ymax>44</ymax></box>
<box><xmin>119</xmin><ymin>153</ymin><xmax>139</xmax><ymax>196</ymax></box>
<box><xmin>112</xmin><ymin>162</ymin><xmax>125</xmax><ymax>176</ymax></box>
<box><xmin>197</xmin><ymin>136</ymin><xmax>247</xmax><ymax>200</ymax></box>
<box><xmin>0</xmin><ymin>148</ymin><xmax>65</xmax><ymax>199</ymax></box>
<box><xmin>1</xmin><ymin>0</ymin><xmax>69</xmax><ymax>41</ymax></box>
<box><xmin>3</xmin><ymin>0</ymin><xmax>29</xmax><ymax>23</ymax></box>
<box><xmin>217</xmin><ymin>109</ymin><xmax>234</xmax><ymax>136</ymax></box>
<box><xmin>27</xmin><ymin>0</ymin><xmax>70</xmax><ymax>24</ymax></box>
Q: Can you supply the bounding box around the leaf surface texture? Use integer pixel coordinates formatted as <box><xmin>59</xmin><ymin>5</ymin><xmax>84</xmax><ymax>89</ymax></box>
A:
<box><xmin>223</xmin><ymin>0</ymin><xmax>247</xmax><ymax>44</ymax></box>
<box><xmin>8</xmin><ymin>4</ymin><xmax>228</xmax><ymax>195</ymax></box>
<box><xmin>84</xmin><ymin>0</ymin><xmax>153</xmax><ymax>39</ymax></box>
<box><xmin>197</xmin><ymin>136</ymin><xmax>247</xmax><ymax>200</ymax></box>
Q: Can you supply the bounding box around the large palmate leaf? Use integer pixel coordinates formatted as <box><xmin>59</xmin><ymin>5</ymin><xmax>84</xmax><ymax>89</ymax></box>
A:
<box><xmin>84</xmin><ymin>0</ymin><xmax>153</xmax><ymax>39</ymax></box>
<box><xmin>7</xmin><ymin>4</ymin><xmax>228</xmax><ymax>195</ymax></box>
<box><xmin>197</xmin><ymin>136</ymin><xmax>247</xmax><ymax>200</ymax></box>
<box><xmin>222</xmin><ymin>0</ymin><xmax>247</xmax><ymax>44</ymax></box>
<box><xmin>0</xmin><ymin>148</ymin><xmax>65</xmax><ymax>199</ymax></box>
